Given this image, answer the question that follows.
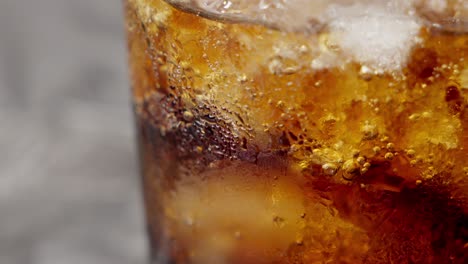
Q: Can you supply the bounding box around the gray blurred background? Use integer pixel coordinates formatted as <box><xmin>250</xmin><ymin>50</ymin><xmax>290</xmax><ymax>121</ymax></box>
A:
<box><xmin>0</xmin><ymin>0</ymin><xmax>147</xmax><ymax>263</ymax></box>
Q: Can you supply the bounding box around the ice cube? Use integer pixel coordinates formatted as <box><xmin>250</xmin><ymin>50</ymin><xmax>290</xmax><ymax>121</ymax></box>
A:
<box><xmin>325</xmin><ymin>3</ymin><xmax>422</xmax><ymax>72</ymax></box>
<box><xmin>165</xmin><ymin>161</ymin><xmax>307</xmax><ymax>263</ymax></box>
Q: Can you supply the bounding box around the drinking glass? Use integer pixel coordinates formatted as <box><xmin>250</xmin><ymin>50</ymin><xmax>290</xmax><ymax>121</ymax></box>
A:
<box><xmin>125</xmin><ymin>1</ymin><xmax>468</xmax><ymax>263</ymax></box>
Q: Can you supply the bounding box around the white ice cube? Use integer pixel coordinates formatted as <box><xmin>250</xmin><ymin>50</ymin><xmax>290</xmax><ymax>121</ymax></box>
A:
<box><xmin>326</xmin><ymin>3</ymin><xmax>422</xmax><ymax>72</ymax></box>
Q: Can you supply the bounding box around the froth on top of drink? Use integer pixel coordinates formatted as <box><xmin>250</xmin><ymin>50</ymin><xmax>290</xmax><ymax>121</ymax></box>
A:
<box><xmin>166</xmin><ymin>0</ymin><xmax>467</xmax><ymax>72</ymax></box>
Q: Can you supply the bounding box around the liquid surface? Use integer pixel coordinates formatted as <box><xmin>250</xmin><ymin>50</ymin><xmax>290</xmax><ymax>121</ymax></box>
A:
<box><xmin>125</xmin><ymin>0</ymin><xmax>468</xmax><ymax>263</ymax></box>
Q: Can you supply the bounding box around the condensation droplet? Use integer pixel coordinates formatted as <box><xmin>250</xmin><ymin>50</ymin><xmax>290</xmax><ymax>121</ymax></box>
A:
<box><xmin>342</xmin><ymin>159</ymin><xmax>360</xmax><ymax>180</ymax></box>
<box><xmin>373</xmin><ymin>146</ymin><xmax>381</xmax><ymax>154</ymax></box>
<box><xmin>385</xmin><ymin>152</ymin><xmax>394</xmax><ymax>160</ymax></box>
<box><xmin>183</xmin><ymin>110</ymin><xmax>194</xmax><ymax>122</ymax></box>
<box><xmin>406</xmin><ymin>149</ymin><xmax>416</xmax><ymax>157</ymax></box>
<box><xmin>359</xmin><ymin>65</ymin><xmax>373</xmax><ymax>81</ymax></box>
<box><xmin>356</xmin><ymin>156</ymin><xmax>366</xmax><ymax>165</ymax></box>
<box><xmin>322</xmin><ymin>163</ymin><xmax>338</xmax><ymax>176</ymax></box>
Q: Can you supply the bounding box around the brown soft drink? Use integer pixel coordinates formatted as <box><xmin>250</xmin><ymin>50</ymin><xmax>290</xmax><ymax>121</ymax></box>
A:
<box><xmin>125</xmin><ymin>0</ymin><xmax>468</xmax><ymax>263</ymax></box>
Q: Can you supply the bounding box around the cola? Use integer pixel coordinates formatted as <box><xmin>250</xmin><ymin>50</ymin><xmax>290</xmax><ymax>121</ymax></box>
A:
<box><xmin>125</xmin><ymin>0</ymin><xmax>468</xmax><ymax>263</ymax></box>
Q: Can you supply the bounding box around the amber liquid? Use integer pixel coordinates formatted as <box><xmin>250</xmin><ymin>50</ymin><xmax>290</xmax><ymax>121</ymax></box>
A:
<box><xmin>125</xmin><ymin>0</ymin><xmax>468</xmax><ymax>263</ymax></box>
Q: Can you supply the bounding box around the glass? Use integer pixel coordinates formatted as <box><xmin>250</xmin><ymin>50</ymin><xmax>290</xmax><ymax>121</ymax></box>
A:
<box><xmin>125</xmin><ymin>0</ymin><xmax>468</xmax><ymax>263</ymax></box>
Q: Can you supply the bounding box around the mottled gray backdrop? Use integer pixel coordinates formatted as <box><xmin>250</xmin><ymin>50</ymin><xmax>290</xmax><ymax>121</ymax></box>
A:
<box><xmin>0</xmin><ymin>0</ymin><xmax>147</xmax><ymax>263</ymax></box>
